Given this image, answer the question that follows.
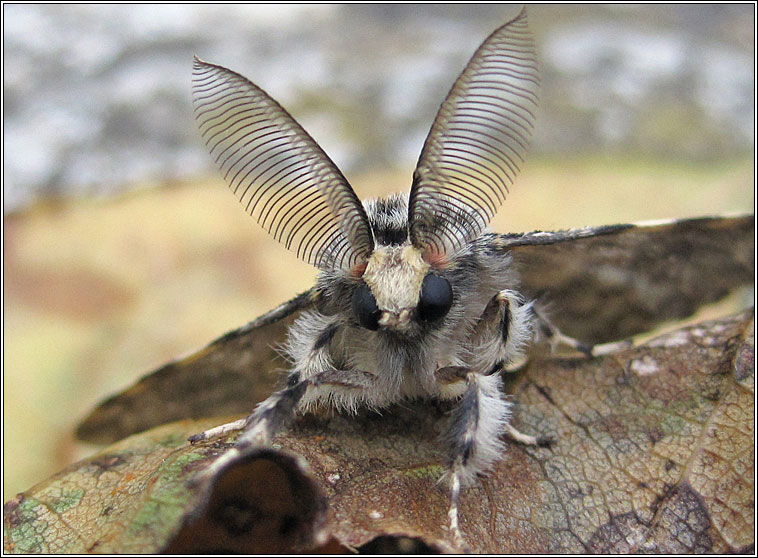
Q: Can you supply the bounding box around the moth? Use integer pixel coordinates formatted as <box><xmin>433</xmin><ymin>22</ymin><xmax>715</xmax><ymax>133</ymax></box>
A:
<box><xmin>76</xmin><ymin>6</ymin><xmax>754</xmax><ymax>548</ymax></box>
<box><xmin>187</xmin><ymin>8</ymin><xmax>554</xmax><ymax>541</ymax></box>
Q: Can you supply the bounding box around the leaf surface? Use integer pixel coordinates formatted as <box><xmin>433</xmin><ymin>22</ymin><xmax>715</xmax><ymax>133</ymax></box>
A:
<box><xmin>5</xmin><ymin>311</ymin><xmax>753</xmax><ymax>553</ymax></box>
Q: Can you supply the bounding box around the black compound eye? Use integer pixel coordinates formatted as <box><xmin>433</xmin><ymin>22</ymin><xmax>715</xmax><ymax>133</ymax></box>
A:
<box><xmin>418</xmin><ymin>273</ymin><xmax>453</xmax><ymax>322</ymax></box>
<box><xmin>352</xmin><ymin>283</ymin><xmax>381</xmax><ymax>331</ymax></box>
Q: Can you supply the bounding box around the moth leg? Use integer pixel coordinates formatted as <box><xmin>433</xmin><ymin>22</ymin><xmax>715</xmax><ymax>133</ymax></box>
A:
<box><xmin>533</xmin><ymin>306</ymin><xmax>632</xmax><ymax>357</ymax></box>
<box><xmin>442</xmin><ymin>372</ymin><xmax>510</xmax><ymax>547</ymax></box>
<box><xmin>503</xmin><ymin>422</ymin><xmax>552</xmax><ymax>447</ymax></box>
<box><xmin>464</xmin><ymin>290</ymin><xmax>551</xmax><ymax>445</ymax></box>
<box><xmin>191</xmin><ymin>366</ymin><xmax>376</xmax><ymax>481</ymax></box>
<box><xmin>185</xmin><ymin>380</ymin><xmax>306</xmax><ymax>446</ymax></box>
<box><xmin>589</xmin><ymin>338</ymin><xmax>634</xmax><ymax>356</ymax></box>
<box><xmin>189</xmin><ymin>317</ymin><xmax>340</xmax><ymax>444</ymax></box>
<box><xmin>191</xmin><ymin>374</ymin><xmax>375</xmax><ymax>446</ymax></box>
<box><xmin>532</xmin><ymin>305</ymin><xmax>591</xmax><ymax>355</ymax></box>
<box><xmin>469</xmin><ymin>289</ymin><xmax>535</xmax><ymax>373</ymax></box>
<box><xmin>187</xmin><ymin>418</ymin><xmax>247</xmax><ymax>443</ymax></box>
<box><xmin>191</xmin><ymin>318</ymin><xmax>376</xmax><ymax>480</ymax></box>
<box><xmin>448</xmin><ymin>465</ymin><xmax>466</xmax><ymax>550</ymax></box>
<box><xmin>187</xmin><ymin>379</ymin><xmax>311</xmax><ymax>482</ymax></box>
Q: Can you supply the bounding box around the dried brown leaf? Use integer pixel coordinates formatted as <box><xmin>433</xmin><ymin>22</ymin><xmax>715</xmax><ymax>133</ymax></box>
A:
<box><xmin>4</xmin><ymin>311</ymin><xmax>754</xmax><ymax>553</ymax></box>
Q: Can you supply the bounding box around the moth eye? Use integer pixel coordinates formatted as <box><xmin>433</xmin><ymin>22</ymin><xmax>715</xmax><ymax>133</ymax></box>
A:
<box><xmin>352</xmin><ymin>283</ymin><xmax>381</xmax><ymax>331</ymax></box>
<box><xmin>418</xmin><ymin>273</ymin><xmax>453</xmax><ymax>322</ymax></box>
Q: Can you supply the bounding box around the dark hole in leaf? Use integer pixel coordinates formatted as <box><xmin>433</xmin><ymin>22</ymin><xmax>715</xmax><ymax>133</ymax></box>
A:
<box><xmin>210</xmin><ymin>496</ymin><xmax>263</xmax><ymax>537</ymax></box>
<box><xmin>162</xmin><ymin>448</ymin><xmax>327</xmax><ymax>554</ymax></box>
<box><xmin>279</xmin><ymin>513</ymin><xmax>300</xmax><ymax>537</ymax></box>
<box><xmin>357</xmin><ymin>535</ymin><xmax>442</xmax><ymax>554</ymax></box>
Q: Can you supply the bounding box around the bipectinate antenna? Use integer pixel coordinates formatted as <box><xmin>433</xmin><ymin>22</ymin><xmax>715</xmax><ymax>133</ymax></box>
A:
<box><xmin>409</xmin><ymin>7</ymin><xmax>539</xmax><ymax>257</ymax></box>
<box><xmin>192</xmin><ymin>57</ymin><xmax>374</xmax><ymax>271</ymax></box>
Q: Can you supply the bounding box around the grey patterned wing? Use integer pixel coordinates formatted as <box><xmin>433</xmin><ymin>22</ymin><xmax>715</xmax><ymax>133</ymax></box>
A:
<box><xmin>494</xmin><ymin>214</ymin><xmax>754</xmax><ymax>343</ymax></box>
<box><xmin>76</xmin><ymin>290</ymin><xmax>315</xmax><ymax>444</ymax></box>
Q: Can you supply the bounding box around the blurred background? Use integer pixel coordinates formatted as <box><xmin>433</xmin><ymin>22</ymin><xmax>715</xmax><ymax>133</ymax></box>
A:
<box><xmin>3</xmin><ymin>4</ymin><xmax>754</xmax><ymax>501</ymax></box>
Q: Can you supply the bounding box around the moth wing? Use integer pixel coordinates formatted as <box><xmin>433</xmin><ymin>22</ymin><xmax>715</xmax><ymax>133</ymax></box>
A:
<box><xmin>193</xmin><ymin>58</ymin><xmax>373</xmax><ymax>271</ymax></box>
<box><xmin>497</xmin><ymin>214</ymin><xmax>754</xmax><ymax>343</ymax></box>
<box><xmin>76</xmin><ymin>290</ymin><xmax>315</xmax><ymax>445</ymax></box>
<box><xmin>409</xmin><ymin>7</ymin><xmax>539</xmax><ymax>256</ymax></box>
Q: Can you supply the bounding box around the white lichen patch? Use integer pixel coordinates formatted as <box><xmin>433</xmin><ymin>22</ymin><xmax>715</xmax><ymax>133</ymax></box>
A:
<box><xmin>649</xmin><ymin>329</ymin><xmax>692</xmax><ymax>348</ymax></box>
<box><xmin>690</xmin><ymin>327</ymin><xmax>706</xmax><ymax>337</ymax></box>
<box><xmin>689</xmin><ymin>326</ymin><xmax>721</xmax><ymax>346</ymax></box>
<box><xmin>369</xmin><ymin>510</ymin><xmax>383</xmax><ymax>519</ymax></box>
<box><xmin>630</xmin><ymin>355</ymin><xmax>660</xmax><ymax>376</ymax></box>
<box><xmin>326</xmin><ymin>472</ymin><xmax>341</xmax><ymax>484</ymax></box>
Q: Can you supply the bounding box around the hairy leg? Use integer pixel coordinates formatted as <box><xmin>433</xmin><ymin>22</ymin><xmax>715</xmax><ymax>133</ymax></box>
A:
<box><xmin>440</xmin><ymin>290</ymin><xmax>548</xmax><ymax>546</ymax></box>
<box><xmin>188</xmin><ymin>318</ymin><xmax>375</xmax><ymax>479</ymax></box>
<box><xmin>443</xmin><ymin>372</ymin><xmax>509</xmax><ymax>548</ymax></box>
<box><xmin>532</xmin><ymin>305</ymin><xmax>632</xmax><ymax>356</ymax></box>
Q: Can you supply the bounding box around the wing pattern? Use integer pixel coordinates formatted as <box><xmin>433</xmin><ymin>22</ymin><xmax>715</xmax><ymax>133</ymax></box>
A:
<box><xmin>498</xmin><ymin>214</ymin><xmax>755</xmax><ymax>342</ymax></box>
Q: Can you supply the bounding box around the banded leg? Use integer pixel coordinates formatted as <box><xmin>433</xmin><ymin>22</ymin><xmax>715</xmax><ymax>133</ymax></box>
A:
<box><xmin>187</xmin><ymin>377</ymin><xmax>311</xmax><ymax>445</ymax></box>
<box><xmin>189</xmin><ymin>379</ymin><xmax>311</xmax><ymax>481</ymax></box>
<box><xmin>444</xmin><ymin>372</ymin><xmax>510</xmax><ymax>547</ymax></box>
<box><xmin>189</xmin><ymin>317</ymin><xmax>374</xmax><ymax>479</ymax></box>
<box><xmin>441</xmin><ymin>371</ymin><xmax>552</xmax><ymax>547</ymax></box>
<box><xmin>189</xmin><ymin>316</ymin><xmax>345</xmax><ymax>445</ymax></box>
<box><xmin>188</xmin><ymin>366</ymin><xmax>375</xmax><ymax>446</ymax></box>
<box><xmin>468</xmin><ymin>291</ymin><xmax>553</xmax><ymax>445</ymax></box>
<box><xmin>189</xmin><ymin>365</ymin><xmax>376</xmax><ymax>480</ymax></box>
<box><xmin>442</xmin><ymin>291</ymin><xmax>553</xmax><ymax>544</ymax></box>
<box><xmin>469</xmin><ymin>289</ymin><xmax>535</xmax><ymax>373</ymax></box>
<box><xmin>533</xmin><ymin>306</ymin><xmax>632</xmax><ymax>356</ymax></box>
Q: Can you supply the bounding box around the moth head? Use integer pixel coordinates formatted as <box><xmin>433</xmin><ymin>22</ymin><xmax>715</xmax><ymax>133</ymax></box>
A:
<box><xmin>351</xmin><ymin>243</ymin><xmax>454</xmax><ymax>333</ymax></box>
